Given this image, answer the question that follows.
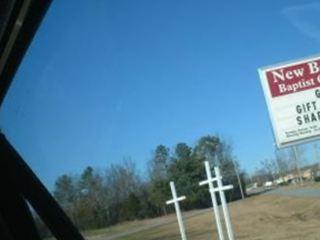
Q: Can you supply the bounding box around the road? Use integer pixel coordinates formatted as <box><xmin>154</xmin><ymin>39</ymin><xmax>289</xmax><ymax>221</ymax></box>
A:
<box><xmin>266</xmin><ymin>186</ymin><xmax>320</xmax><ymax>198</ymax></box>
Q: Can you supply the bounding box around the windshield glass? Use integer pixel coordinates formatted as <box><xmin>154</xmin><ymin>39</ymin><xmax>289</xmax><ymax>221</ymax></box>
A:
<box><xmin>1</xmin><ymin>1</ymin><xmax>320</xmax><ymax>240</ymax></box>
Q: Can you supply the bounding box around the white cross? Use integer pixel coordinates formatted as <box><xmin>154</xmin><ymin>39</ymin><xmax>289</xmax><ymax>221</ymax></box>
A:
<box><xmin>199</xmin><ymin>161</ymin><xmax>225</xmax><ymax>240</ymax></box>
<box><xmin>214</xmin><ymin>166</ymin><xmax>235</xmax><ymax>240</ymax></box>
<box><xmin>166</xmin><ymin>181</ymin><xmax>187</xmax><ymax>240</ymax></box>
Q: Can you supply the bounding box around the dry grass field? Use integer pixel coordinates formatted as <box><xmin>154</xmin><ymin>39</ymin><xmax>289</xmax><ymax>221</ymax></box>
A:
<box><xmin>85</xmin><ymin>186</ymin><xmax>320</xmax><ymax>240</ymax></box>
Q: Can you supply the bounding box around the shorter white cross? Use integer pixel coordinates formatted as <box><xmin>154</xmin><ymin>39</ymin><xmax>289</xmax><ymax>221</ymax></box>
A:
<box><xmin>214</xmin><ymin>166</ymin><xmax>235</xmax><ymax>240</ymax></box>
<box><xmin>199</xmin><ymin>161</ymin><xmax>225</xmax><ymax>240</ymax></box>
<box><xmin>166</xmin><ymin>181</ymin><xmax>187</xmax><ymax>240</ymax></box>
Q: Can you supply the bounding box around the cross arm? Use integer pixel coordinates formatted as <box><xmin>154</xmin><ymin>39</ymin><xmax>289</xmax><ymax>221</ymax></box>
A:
<box><xmin>199</xmin><ymin>176</ymin><xmax>222</xmax><ymax>186</ymax></box>
<box><xmin>210</xmin><ymin>185</ymin><xmax>233</xmax><ymax>193</ymax></box>
<box><xmin>166</xmin><ymin>196</ymin><xmax>186</xmax><ymax>205</ymax></box>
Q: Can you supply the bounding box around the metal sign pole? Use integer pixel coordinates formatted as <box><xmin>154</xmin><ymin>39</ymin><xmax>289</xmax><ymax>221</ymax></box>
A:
<box><xmin>313</xmin><ymin>143</ymin><xmax>320</xmax><ymax>170</ymax></box>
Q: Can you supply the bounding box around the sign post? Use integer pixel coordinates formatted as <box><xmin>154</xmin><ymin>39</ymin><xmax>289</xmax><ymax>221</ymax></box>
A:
<box><xmin>199</xmin><ymin>161</ymin><xmax>225</xmax><ymax>240</ymax></box>
<box><xmin>166</xmin><ymin>181</ymin><xmax>187</xmax><ymax>240</ymax></box>
<box><xmin>259</xmin><ymin>55</ymin><xmax>320</xmax><ymax>148</ymax></box>
<box><xmin>313</xmin><ymin>143</ymin><xmax>320</xmax><ymax>169</ymax></box>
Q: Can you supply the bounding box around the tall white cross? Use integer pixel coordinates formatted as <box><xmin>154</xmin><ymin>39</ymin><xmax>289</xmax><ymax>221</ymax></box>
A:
<box><xmin>166</xmin><ymin>181</ymin><xmax>187</xmax><ymax>240</ymax></box>
<box><xmin>213</xmin><ymin>166</ymin><xmax>235</xmax><ymax>240</ymax></box>
<box><xmin>199</xmin><ymin>161</ymin><xmax>225</xmax><ymax>240</ymax></box>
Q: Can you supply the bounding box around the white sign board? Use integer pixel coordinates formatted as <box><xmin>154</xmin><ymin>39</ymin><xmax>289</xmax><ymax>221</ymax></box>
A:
<box><xmin>259</xmin><ymin>55</ymin><xmax>320</xmax><ymax>148</ymax></box>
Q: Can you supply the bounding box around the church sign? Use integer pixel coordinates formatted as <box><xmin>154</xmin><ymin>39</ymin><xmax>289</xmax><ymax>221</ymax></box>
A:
<box><xmin>259</xmin><ymin>55</ymin><xmax>320</xmax><ymax>148</ymax></box>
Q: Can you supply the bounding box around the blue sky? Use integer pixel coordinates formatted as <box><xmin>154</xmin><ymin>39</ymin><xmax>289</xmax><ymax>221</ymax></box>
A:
<box><xmin>1</xmin><ymin>0</ymin><xmax>320</xmax><ymax>189</ymax></box>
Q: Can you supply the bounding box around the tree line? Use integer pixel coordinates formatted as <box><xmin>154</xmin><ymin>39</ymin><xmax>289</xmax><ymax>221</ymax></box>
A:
<box><xmin>38</xmin><ymin>135</ymin><xmax>245</xmax><ymax>236</ymax></box>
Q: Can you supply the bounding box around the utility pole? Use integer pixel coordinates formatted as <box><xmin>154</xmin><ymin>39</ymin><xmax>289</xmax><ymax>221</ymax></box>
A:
<box><xmin>215</xmin><ymin>143</ymin><xmax>244</xmax><ymax>200</ymax></box>
<box><xmin>232</xmin><ymin>159</ymin><xmax>245</xmax><ymax>199</ymax></box>
<box><xmin>292</xmin><ymin>146</ymin><xmax>303</xmax><ymax>184</ymax></box>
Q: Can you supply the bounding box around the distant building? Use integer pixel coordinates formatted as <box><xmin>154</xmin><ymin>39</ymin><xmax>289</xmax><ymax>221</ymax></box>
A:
<box><xmin>277</xmin><ymin>164</ymin><xmax>320</xmax><ymax>184</ymax></box>
<box><xmin>264</xmin><ymin>181</ymin><xmax>273</xmax><ymax>187</ymax></box>
<box><xmin>283</xmin><ymin>173</ymin><xmax>295</xmax><ymax>183</ymax></box>
<box><xmin>274</xmin><ymin>178</ymin><xmax>285</xmax><ymax>185</ymax></box>
<box><xmin>301</xmin><ymin>168</ymin><xmax>313</xmax><ymax>179</ymax></box>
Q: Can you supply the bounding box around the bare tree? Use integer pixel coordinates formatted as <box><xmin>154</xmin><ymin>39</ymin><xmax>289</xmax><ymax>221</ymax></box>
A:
<box><xmin>260</xmin><ymin>159</ymin><xmax>277</xmax><ymax>181</ymax></box>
